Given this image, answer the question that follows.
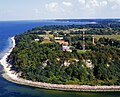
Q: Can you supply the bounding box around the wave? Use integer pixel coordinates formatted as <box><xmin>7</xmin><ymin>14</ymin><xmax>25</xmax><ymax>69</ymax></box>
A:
<box><xmin>0</xmin><ymin>37</ymin><xmax>14</xmax><ymax>60</ymax></box>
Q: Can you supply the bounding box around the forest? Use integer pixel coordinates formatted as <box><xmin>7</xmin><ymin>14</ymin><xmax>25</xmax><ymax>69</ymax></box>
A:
<box><xmin>7</xmin><ymin>23</ymin><xmax>120</xmax><ymax>85</ymax></box>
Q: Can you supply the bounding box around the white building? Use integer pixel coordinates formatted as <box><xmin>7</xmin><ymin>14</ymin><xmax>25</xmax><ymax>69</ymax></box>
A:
<box><xmin>54</xmin><ymin>37</ymin><xmax>63</xmax><ymax>40</ymax></box>
<box><xmin>62</xmin><ymin>45</ymin><xmax>72</xmax><ymax>52</ymax></box>
<box><xmin>34</xmin><ymin>39</ymin><xmax>39</xmax><ymax>41</ymax></box>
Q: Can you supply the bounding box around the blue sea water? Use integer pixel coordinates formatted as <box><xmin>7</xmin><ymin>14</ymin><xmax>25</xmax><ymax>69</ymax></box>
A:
<box><xmin>0</xmin><ymin>20</ymin><xmax>120</xmax><ymax>97</ymax></box>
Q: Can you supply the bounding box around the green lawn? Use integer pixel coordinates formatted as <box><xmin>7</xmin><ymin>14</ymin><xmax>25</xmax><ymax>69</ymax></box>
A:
<box><xmin>94</xmin><ymin>35</ymin><xmax>120</xmax><ymax>40</ymax></box>
<box><xmin>77</xmin><ymin>50</ymin><xmax>91</xmax><ymax>54</ymax></box>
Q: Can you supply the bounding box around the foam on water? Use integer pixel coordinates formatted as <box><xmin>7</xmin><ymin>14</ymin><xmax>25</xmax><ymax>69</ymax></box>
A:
<box><xmin>0</xmin><ymin>37</ymin><xmax>13</xmax><ymax>59</ymax></box>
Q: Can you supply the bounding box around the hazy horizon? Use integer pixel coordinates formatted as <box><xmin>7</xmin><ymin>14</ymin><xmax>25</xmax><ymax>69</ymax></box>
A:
<box><xmin>0</xmin><ymin>18</ymin><xmax>120</xmax><ymax>22</ymax></box>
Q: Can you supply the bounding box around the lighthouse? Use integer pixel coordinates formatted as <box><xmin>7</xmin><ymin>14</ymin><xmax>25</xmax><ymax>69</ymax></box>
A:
<box><xmin>92</xmin><ymin>35</ymin><xmax>95</xmax><ymax>45</ymax></box>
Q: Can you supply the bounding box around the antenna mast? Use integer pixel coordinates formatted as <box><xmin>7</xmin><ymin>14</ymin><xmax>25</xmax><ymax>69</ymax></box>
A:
<box><xmin>83</xmin><ymin>31</ymin><xmax>85</xmax><ymax>50</ymax></box>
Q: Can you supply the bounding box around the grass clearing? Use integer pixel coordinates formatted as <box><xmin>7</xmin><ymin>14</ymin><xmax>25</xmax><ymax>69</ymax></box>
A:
<box><xmin>94</xmin><ymin>35</ymin><xmax>120</xmax><ymax>40</ymax></box>
<box><xmin>77</xmin><ymin>50</ymin><xmax>91</xmax><ymax>54</ymax></box>
<box><xmin>38</xmin><ymin>34</ymin><xmax>53</xmax><ymax>38</ymax></box>
<box><xmin>41</xmin><ymin>40</ymin><xmax>52</xmax><ymax>44</ymax></box>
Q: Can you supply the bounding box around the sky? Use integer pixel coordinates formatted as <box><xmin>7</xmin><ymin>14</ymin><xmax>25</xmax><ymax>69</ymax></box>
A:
<box><xmin>0</xmin><ymin>0</ymin><xmax>120</xmax><ymax>20</ymax></box>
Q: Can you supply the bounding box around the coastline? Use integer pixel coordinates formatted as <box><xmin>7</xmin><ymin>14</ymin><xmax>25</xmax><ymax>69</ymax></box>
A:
<box><xmin>1</xmin><ymin>37</ymin><xmax>120</xmax><ymax>91</ymax></box>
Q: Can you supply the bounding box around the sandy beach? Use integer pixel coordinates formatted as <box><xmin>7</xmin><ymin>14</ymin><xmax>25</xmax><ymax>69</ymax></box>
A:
<box><xmin>1</xmin><ymin>36</ymin><xmax>120</xmax><ymax>91</ymax></box>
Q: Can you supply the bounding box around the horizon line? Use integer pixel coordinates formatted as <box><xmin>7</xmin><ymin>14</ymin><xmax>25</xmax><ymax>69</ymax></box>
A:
<box><xmin>0</xmin><ymin>18</ymin><xmax>120</xmax><ymax>22</ymax></box>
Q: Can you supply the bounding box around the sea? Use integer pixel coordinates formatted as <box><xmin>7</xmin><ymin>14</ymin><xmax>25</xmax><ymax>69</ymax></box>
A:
<box><xmin>0</xmin><ymin>20</ymin><xmax>120</xmax><ymax>97</ymax></box>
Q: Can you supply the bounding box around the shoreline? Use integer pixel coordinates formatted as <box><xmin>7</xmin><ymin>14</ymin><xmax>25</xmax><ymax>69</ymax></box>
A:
<box><xmin>1</xmin><ymin>37</ymin><xmax>120</xmax><ymax>91</ymax></box>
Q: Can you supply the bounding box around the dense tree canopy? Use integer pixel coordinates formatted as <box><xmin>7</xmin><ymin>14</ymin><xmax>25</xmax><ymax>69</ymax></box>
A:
<box><xmin>7</xmin><ymin>24</ymin><xmax>120</xmax><ymax>85</ymax></box>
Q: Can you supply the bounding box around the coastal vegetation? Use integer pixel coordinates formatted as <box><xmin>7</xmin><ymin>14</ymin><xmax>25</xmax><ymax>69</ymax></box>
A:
<box><xmin>7</xmin><ymin>22</ymin><xmax>120</xmax><ymax>85</ymax></box>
